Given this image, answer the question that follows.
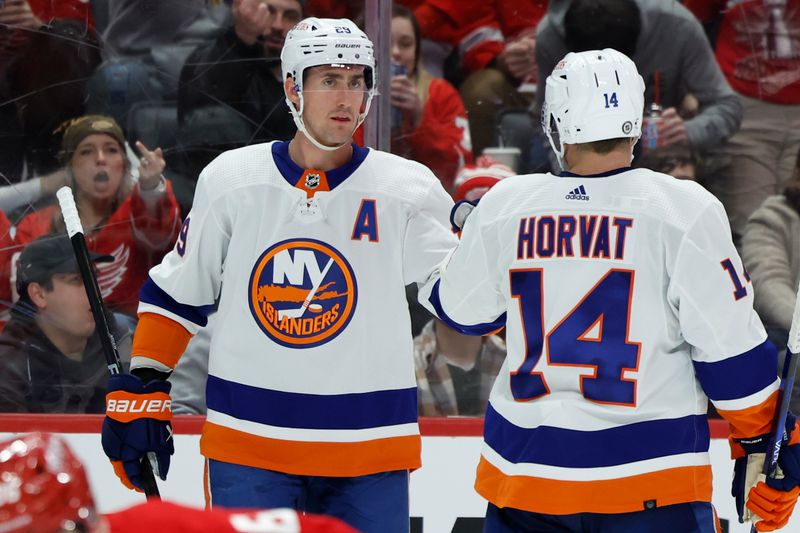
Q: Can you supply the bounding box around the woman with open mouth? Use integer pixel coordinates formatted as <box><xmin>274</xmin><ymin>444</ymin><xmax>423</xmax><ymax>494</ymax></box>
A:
<box><xmin>13</xmin><ymin>115</ymin><xmax>181</xmax><ymax>319</ymax></box>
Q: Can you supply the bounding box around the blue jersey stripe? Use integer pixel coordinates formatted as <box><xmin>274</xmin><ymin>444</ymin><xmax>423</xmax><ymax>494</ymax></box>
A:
<box><xmin>484</xmin><ymin>404</ymin><xmax>709</xmax><ymax>468</ymax></box>
<box><xmin>428</xmin><ymin>279</ymin><xmax>506</xmax><ymax>335</ymax></box>
<box><xmin>206</xmin><ymin>374</ymin><xmax>418</xmax><ymax>430</ymax></box>
<box><xmin>139</xmin><ymin>276</ymin><xmax>215</xmax><ymax>328</ymax></box>
<box><xmin>693</xmin><ymin>340</ymin><xmax>778</xmax><ymax>402</ymax></box>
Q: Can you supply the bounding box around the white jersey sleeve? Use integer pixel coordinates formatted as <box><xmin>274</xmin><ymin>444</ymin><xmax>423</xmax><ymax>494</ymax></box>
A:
<box><xmin>669</xmin><ymin>198</ymin><xmax>778</xmax><ymax>423</ymax></box>
<box><xmin>404</xmin><ymin>177</ymin><xmax>459</xmax><ymax>285</ymax></box>
<box><xmin>138</xmin><ymin>164</ymin><xmax>230</xmax><ymax>334</ymax></box>
<box><xmin>418</xmin><ymin>193</ymin><xmax>507</xmax><ymax>333</ymax></box>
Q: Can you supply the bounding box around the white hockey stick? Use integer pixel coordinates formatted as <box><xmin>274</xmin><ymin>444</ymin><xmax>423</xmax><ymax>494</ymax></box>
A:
<box><xmin>278</xmin><ymin>257</ymin><xmax>333</xmax><ymax>320</ymax></box>
<box><xmin>751</xmin><ymin>279</ymin><xmax>800</xmax><ymax>532</ymax></box>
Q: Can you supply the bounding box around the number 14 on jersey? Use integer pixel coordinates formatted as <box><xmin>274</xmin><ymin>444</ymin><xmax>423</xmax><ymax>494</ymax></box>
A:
<box><xmin>510</xmin><ymin>269</ymin><xmax>641</xmax><ymax>406</ymax></box>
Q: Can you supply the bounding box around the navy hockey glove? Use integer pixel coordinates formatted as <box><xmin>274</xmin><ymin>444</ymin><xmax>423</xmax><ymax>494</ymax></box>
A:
<box><xmin>732</xmin><ymin>412</ymin><xmax>800</xmax><ymax>531</ymax></box>
<box><xmin>102</xmin><ymin>373</ymin><xmax>174</xmax><ymax>492</ymax></box>
<box><xmin>450</xmin><ymin>200</ymin><xmax>478</xmax><ymax>234</ymax></box>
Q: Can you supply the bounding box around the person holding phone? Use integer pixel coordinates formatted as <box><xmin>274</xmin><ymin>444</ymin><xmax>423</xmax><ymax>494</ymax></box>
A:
<box><xmin>388</xmin><ymin>4</ymin><xmax>473</xmax><ymax>192</ymax></box>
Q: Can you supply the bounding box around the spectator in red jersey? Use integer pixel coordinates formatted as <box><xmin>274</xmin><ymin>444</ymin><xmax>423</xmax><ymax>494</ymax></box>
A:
<box><xmin>394</xmin><ymin>0</ymin><xmax>547</xmax><ymax>157</ymax></box>
<box><xmin>0</xmin><ymin>1</ymin><xmax>100</xmax><ymax>186</ymax></box>
<box><xmin>684</xmin><ymin>0</ymin><xmax>800</xmax><ymax>243</ymax></box>
<box><xmin>303</xmin><ymin>0</ymin><xmax>361</xmax><ymax>19</ymax></box>
<box><xmin>0</xmin><ymin>432</ymin><xmax>359</xmax><ymax>533</ymax></box>
<box><xmin>0</xmin><ymin>0</ymin><xmax>94</xmax><ymax>70</ymax></box>
<box><xmin>13</xmin><ymin>115</ymin><xmax>181</xmax><ymax>318</ymax></box>
<box><xmin>388</xmin><ymin>4</ymin><xmax>473</xmax><ymax>191</ymax></box>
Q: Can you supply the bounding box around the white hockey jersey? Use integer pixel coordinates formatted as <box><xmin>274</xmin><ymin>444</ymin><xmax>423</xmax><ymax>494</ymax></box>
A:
<box><xmin>134</xmin><ymin>141</ymin><xmax>457</xmax><ymax>476</ymax></box>
<box><xmin>420</xmin><ymin>167</ymin><xmax>779</xmax><ymax>514</ymax></box>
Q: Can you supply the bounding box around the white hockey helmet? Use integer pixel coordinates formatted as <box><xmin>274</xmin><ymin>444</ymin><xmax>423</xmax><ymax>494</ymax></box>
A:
<box><xmin>542</xmin><ymin>48</ymin><xmax>644</xmax><ymax>169</ymax></box>
<box><xmin>281</xmin><ymin>18</ymin><xmax>376</xmax><ymax>151</ymax></box>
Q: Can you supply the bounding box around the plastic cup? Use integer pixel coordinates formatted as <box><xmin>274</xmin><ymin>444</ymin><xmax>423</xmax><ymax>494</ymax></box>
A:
<box><xmin>482</xmin><ymin>146</ymin><xmax>521</xmax><ymax>172</ymax></box>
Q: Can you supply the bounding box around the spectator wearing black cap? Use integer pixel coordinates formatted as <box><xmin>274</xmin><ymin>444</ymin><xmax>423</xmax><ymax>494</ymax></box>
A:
<box><xmin>0</xmin><ymin>235</ymin><xmax>131</xmax><ymax>413</ymax></box>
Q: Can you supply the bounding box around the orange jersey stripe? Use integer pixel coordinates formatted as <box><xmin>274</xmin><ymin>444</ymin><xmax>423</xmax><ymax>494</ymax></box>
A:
<box><xmin>716</xmin><ymin>390</ymin><xmax>779</xmax><ymax>440</ymax></box>
<box><xmin>200</xmin><ymin>422</ymin><xmax>421</xmax><ymax>477</ymax></box>
<box><xmin>132</xmin><ymin>312</ymin><xmax>192</xmax><ymax>369</ymax></box>
<box><xmin>475</xmin><ymin>458</ymin><xmax>713</xmax><ymax>515</ymax></box>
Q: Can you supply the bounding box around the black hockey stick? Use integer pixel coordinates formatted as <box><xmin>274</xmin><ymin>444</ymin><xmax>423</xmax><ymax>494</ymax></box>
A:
<box><xmin>57</xmin><ymin>186</ymin><xmax>161</xmax><ymax>499</ymax></box>
<box><xmin>751</xmin><ymin>280</ymin><xmax>800</xmax><ymax>532</ymax></box>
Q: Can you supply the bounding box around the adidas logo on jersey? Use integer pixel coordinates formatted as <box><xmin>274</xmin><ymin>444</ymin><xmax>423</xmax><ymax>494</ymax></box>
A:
<box><xmin>565</xmin><ymin>185</ymin><xmax>590</xmax><ymax>201</ymax></box>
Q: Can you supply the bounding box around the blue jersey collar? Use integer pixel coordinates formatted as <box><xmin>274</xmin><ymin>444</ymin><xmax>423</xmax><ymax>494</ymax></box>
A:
<box><xmin>272</xmin><ymin>140</ymin><xmax>369</xmax><ymax>189</ymax></box>
<box><xmin>559</xmin><ymin>166</ymin><xmax>632</xmax><ymax>178</ymax></box>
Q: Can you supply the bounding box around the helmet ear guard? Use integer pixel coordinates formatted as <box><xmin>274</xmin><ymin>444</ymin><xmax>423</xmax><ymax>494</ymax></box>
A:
<box><xmin>542</xmin><ymin>48</ymin><xmax>645</xmax><ymax>169</ymax></box>
<box><xmin>280</xmin><ymin>17</ymin><xmax>377</xmax><ymax>152</ymax></box>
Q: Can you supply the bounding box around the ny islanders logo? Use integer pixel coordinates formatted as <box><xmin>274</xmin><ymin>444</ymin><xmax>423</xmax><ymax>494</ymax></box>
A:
<box><xmin>248</xmin><ymin>239</ymin><xmax>357</xmax><ymax>348</ymax></box>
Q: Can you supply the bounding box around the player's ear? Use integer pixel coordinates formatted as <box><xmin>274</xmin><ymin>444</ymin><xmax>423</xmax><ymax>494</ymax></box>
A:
<box><xmin>285</xmin><ymin>77</ymin><xmax>300</xmax><ymax>106</ymax></box>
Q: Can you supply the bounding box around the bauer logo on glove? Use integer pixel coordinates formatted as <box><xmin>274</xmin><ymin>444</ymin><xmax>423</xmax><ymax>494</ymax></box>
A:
<box><xmin>106</xmin><ymin>393</ymin><xmax>172</xmax><ymax>421</ymax></box>
<box><xmin>102</xmin><ymin>373</ymin><xmax>175</xmax><ymax>492</ymax></box>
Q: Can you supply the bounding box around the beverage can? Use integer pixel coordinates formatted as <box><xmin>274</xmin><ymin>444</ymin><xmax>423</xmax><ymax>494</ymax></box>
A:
<box><xmin>641</xmin><ymin>103</ymin><xmax>663</xmax><ymax>151</ymax></box>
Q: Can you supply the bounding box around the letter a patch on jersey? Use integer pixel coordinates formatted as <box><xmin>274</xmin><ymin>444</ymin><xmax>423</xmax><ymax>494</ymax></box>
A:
<box><xmin>351</xmin><ymin>199</ymin><xmax>379</xmax><ymax>242</ymax></box>
<box><xmin>248</xmin><ymin>239</ymin><xmax>358</xmax><ymax>348</ymax></box>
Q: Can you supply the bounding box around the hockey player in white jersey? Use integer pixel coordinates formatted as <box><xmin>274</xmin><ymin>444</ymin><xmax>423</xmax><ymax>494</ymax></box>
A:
<box><xmin>99</xmin><ymin>17</ymin><xmax>457</xmax><ymax>533</ymax></box>
<box><xmin>420</xmin><ymin>49</ymin><xmax>800</xmax><ymax>532</ymax></box>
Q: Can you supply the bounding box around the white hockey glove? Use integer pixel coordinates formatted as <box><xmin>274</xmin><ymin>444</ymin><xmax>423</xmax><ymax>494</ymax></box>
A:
<box><xmin>450</xmin><ymin>200</ymin><xmax>478</xmax><ymax>234</ymax></box>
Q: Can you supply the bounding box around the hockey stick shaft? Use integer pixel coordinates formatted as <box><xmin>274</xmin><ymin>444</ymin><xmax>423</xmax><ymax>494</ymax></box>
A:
<box><xmin>300</xmin><ymin>257</ymin><xmax>333</xmax><ymax>310</ymax></box>
<box><xmin>57</xmin><ymin>187</ymin><xmax>161</xmax><ymax>499</ymax></box>
<box><xmin>751</xmin><ymin>279</ymin><xmax>800</xmax><ymax>532</ymax></box>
